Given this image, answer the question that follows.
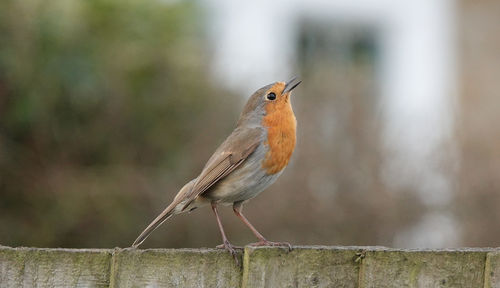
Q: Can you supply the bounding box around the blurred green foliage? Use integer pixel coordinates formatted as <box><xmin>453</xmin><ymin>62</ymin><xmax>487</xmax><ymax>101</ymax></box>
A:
<box><xmin>0</xmin><ymin>0</ymin><xmax>239</xmax><ymax>248</ymax></box>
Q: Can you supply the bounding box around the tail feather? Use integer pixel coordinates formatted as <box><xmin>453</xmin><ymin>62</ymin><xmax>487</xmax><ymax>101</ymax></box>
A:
<box><xmin>132</xmin><ymin>179</ymin><xmax>196</xmax><ymax>248</ymax></box>
<box><xmin>131</xmin><ymin>202</ymin><xmax>177</xmax><ymax>248</ymax></box>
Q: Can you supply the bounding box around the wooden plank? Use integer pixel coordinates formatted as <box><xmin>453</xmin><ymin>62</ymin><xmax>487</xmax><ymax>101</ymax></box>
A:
<box><xmin>359</xmin><ymin>248</ymin><xmax>488</xmax><ymax>288</ymax></box>
<box><xmin>242</xmin><ymin>246</ymin><xmax>360</xmax><ymax>288</ymax></box>
<box><xmin>110</xmin><ymin>248</ymin><xmax>242</xmax><ymax>288</ymax></box>
<box><xmin>0</xmin><ymin>246</ymin><xmax>112</xmax><ymax>288</ymax></box>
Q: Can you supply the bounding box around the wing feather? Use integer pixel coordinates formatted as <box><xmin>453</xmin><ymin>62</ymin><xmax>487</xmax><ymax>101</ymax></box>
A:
<box><xmin>180</xmin><ymin>127</ymin><xmax>262</xmax><ymax>210</ymax></box>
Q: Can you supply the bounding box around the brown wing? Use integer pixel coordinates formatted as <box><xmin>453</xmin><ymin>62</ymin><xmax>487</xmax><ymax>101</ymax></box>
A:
<box><xmin>180</xmin><ymin>127</ymin><xmax>262</xmax><ymax>210</ymax></box>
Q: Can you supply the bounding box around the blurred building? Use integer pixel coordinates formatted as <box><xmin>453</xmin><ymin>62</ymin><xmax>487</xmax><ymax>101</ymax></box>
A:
<box><xmin>457</xmin><ymin>0</ymin><xmax>500</xmax><ymax>246</ymax></box>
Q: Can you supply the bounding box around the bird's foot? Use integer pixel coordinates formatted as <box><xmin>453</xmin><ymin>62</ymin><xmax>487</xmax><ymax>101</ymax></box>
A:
<box><xmin>216</xmin><ymin>243</ymin><xmax>243</xmax><ymax>250</ymax></box>
<box><xmin>248</xmin><ymin>240</ymin><xmax>292</xmax><ymax>251</ymax></box>
<box><xmin>216</xmin><ymin>240</ymin><xmax>241</xmax><ymax>266</ymax></box>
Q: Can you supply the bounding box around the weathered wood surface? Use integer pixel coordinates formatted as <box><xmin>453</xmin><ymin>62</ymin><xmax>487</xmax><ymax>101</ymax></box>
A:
<box><xmin>110</xmin><ymin>248</ymin><xmax>242</xmax><ymax>288</ymax></box>
<box><xmin>359</xmin><ymin>248</ymin><xmax>489</xmax><ymax>288</ymax></box>
<box><xmin>242</xmin><ymin>246</ymin><xmax>360</xmax><ymax>288</ymax></box>
<box><xmin>1</xmin><ymin>245</ymin><xmax>500</xmax><ymax>287</ymax></box>
<box><xmin>486</xmin><ymin>251</ymin><xmax>500</xmax><ymax>288</ymax></box>
<box><xmin>0</xmin><ymin>247</ymin><xmax>112</xmax><ymax>288</ymax></box>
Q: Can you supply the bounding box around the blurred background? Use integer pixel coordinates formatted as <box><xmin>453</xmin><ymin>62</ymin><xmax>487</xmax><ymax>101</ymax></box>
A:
<box><xmin>0</xmin><ymin>0</ymin><xmax>499</xmax><ymax>249</ymax></box>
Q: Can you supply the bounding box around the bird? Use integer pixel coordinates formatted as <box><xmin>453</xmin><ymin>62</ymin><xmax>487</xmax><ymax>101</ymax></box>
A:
<box><xmin>131</xmin><ymin>77</ymin><xmax>301</xmax><ymax>262</ymax></box>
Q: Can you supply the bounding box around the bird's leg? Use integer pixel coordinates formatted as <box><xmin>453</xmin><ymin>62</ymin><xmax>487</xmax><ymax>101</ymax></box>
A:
<box><xmin>211</xmin><ymin>203</ymin><xmax>240</xmax><ymax>264</ymax></box>
<box><xmin>233</xmin><ymin>202</ymin><xmax>292</xmax><ymax>251</ymax></box>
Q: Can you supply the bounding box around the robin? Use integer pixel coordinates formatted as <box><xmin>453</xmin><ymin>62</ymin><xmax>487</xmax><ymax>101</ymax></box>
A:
<box><xmin>132</xmin><ymin>77</ymin><xmax>301</xmax><ymax>262</ymax></box>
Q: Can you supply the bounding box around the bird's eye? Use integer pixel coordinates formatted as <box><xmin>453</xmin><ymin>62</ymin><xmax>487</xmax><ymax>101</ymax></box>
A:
<box><xmin>267</xmin><ymin>92</ymin><xmax>276</xmax><ymax>100</ymax></box>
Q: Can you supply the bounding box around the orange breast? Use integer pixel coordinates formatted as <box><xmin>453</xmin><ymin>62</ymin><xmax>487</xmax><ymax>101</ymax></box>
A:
<box><xmin>261</xmin><ymin>83</ymin><xmax>297</xmax><ymax>174</ymax></box>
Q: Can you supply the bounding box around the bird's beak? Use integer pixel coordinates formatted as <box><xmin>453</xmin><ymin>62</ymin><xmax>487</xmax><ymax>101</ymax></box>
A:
<box><xmin>283</xmin><ymin>76</ymin><xmax>302</xmax><ymax>94</ymax></box>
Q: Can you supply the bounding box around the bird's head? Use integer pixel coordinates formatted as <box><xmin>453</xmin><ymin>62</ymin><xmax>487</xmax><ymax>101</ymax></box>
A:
<box><xmin>237</xmin><ymin>77</ymin><xmax>301</xmax><ymax>127</ymax></box>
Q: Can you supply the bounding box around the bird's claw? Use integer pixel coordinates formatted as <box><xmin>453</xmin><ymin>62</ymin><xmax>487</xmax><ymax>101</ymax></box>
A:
<box><xmin>216</xmin><ymin>240</ymin><xmax>241</xmax><ymax>266</ymax></box>
<box><xmin>248</xmin><ymin>240</ymin><xmax>292</xmax><ymax>251</ymax></box>
<box><xmin>355</xmin><ymin>250</ymin><xmax>366</xmax><ymax>263</ymax></box>
<box><xmin>216</xmin><ymin>243</ymin><xmax>243</xmax><ymax>250</ymax></box>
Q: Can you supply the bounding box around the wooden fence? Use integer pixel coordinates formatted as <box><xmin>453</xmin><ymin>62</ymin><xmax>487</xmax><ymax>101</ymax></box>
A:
<box><xmin>1</xmin><ymin>245</ymin><xmax>499</xmax><ymax>287</ymax></box>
